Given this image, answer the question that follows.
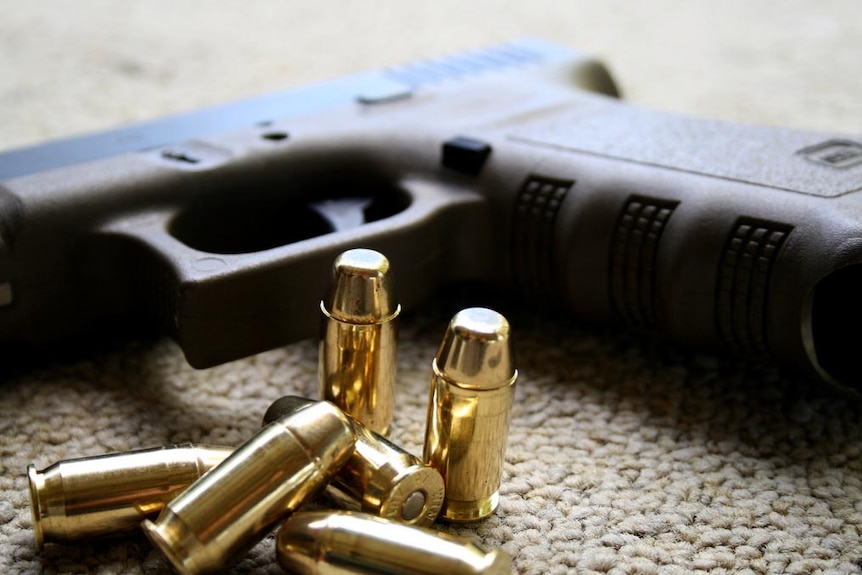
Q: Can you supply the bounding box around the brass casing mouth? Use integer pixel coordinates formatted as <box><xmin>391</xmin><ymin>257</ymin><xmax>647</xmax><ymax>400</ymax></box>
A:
<box><xmin>27</xmin><ymin>444</ymin><xmax>232</xmax><ymax>549</ymax></box>
<box><xmin>276</xmin><ymin>510</ymin><xmax>512</xmax><ymax>575</ymax></box>
<box><xmin>423</xmin><ymin>307</ymin><xmax>517</xmax><ymax>523</ymax></box>
<box><xmin>142</xmin><ymin>401</ymin><xmax>355</xmax><ymax>575</ymax></box>
<box><xmin>320</xmin><ymin>248</ymin><xmax>400</xmax><ymax>436</ymax></box>
<box><xmin>265</xmin><ymin>396</ymin><xmax>445</xmax><ymax>527</ymax></box>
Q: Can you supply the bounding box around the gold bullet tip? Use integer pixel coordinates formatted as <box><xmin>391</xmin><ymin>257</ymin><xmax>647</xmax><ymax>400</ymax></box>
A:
<box><xmin>450</xmin><ymin>307</ymin><xmax>509</xmax><ymax>342</ymax></box>
<box><xmin>324</xmin><ymin>248</ymin><xmax>399</xmax><ymax>323</ymax></box>
<box><xmin>262</xmin><ymin>395</ymin><xmax>315</xmax><ymax>426</ymax></box>
<box><xmin>435</xmin><ymin>307</ymin><xmax>516</xmax><ymax>389</ymax></box>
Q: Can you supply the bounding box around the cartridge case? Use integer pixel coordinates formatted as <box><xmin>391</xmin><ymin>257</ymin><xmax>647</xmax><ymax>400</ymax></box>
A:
<box><xmin>264</xmin><ymin>396</ymin><xmax>445</xmax><ymax>527</ymax></box>
<box><xmin>27</xmin><ymin>444</ymin><xmax>231</xmax><ymax>549</ymax></box>
<box><xmin>423</xmin><ymin>308</ymin><xmax>517</xmax><ymax>523</ymax></box>
<box><xmin>276</xmin><ymin>510</ymin><xmax>512</xmax><ymax>575</ymax></box>
<box><xmin>142</xmin><ymin>401</ymin><xmax>355</xmax><ymax>575</ymax></box>
<box><xmin>320</xmin><ymin>248</ymin><xmax>400</xmax><ymax>435</ymax></box>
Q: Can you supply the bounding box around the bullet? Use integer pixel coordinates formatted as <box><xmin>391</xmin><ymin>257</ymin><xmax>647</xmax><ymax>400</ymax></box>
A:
<box><xmin>264</xmin><ymin>396</ymin><xmax>445</xmax><ymax>527</ymax></box>
<box><xmin>276</xmin><ymin>511</ymin><xmax>512</xmax><ymax>575</ymax></box>
<box><xmin>320</xmin><ymin>248</ymin><xmax>400</xmax><ymax>435</ymax></box>
<box><xmin>423</xmin><ymin>308</ymin><xmax>517</xmax><ymax>523</ymax></box>
<box><xmin>27</xmin><ymin>444</ymin><xmax>232</xmax><ymax>549</ymax></box>
<box><xmin>142</xmin><ymin>401</ymin><xmax>355</xmax><ymax>575</ymax></box>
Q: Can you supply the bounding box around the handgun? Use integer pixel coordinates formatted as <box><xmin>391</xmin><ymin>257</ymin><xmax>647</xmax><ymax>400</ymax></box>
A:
<box><xmin>1</xmin><ymin>39</ymin><xmax>860</xmax><ymax>392</ymax></box>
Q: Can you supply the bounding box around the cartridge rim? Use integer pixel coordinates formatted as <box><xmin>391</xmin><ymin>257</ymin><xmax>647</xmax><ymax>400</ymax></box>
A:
<box><xmin>440</xmin><ymin>492</ymin><xmax>500</xmax><ymax>523</ymax></box>
<box><xmin>380</xmin><ymin>464</ymin><xmax>445</xmax><ymax>527</ymax></box>
<box><xmin>27</xmin><ymin>464</ymin><xmax>45</xmax><ymax>550</ymax></box>
<box><xmin>141</xmin><ymin>516</ymin><xmax>197</xmax><ymax>575</ymax></box>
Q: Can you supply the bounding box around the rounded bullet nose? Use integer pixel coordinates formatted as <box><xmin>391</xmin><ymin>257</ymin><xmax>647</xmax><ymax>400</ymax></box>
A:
<box><xmin>485</xmin><ymin>549</ymin><xmax>514</xmax><ymax>575</ymax></box>
<box><xmin>262</xmin><ymin>395</ymin><xmax>315</xmax><ymax>426</ymax></box>
<box><xmin>436</xmin><ymin>307</ymin><xmax>515</xmax><ymax>389</ymax></box>
<box><xmin>451</xmin><ymin>307</ymin><xmax>509</xmax><ymax>342</ymax></box>
<box><xmin>282</xmin><ymin>401</ymin><xmax>356</xmax><ymax>470</ymax></box>
<box><xmin>333</xmin><ymin>248</ymin><xmax>389</xmax><ymax>279</ymax></box>
<box><xmin>324</xmin><ymin>248</ymin><xmax>399</xmax><ymax>323</ymax></box>
<box><xmin>276</xmin><ymin>514</ymin><xmax>323</xmax><ymax>575</ymax></box>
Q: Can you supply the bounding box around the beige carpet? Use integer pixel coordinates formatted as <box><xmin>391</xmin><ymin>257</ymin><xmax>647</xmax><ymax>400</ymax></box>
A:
<box><xmin>1</xmin><ymin>2</ymin><xmax>861</xmax><ymax>574</ymax></box>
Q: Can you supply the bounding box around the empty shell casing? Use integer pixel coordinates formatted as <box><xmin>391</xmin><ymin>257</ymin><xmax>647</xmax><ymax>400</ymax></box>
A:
<box><xmin>27</xmin><ymin>444</ymin><xmax>231</xmax><ymax>549</ymax></box>
<box><xmin>264</xmin><ymin>396</ymin><xmax>445</xmax><ymax>527</ymax></box>
<box><xmin>320</xmin><ymin>248</ymin><xmax>400</xmax><ymax>435</ymax></box>
<box><xmin>142</xmin><ymin>401</ymin><xmax>355</xmax><ymax>575</ymax></box>
<box><xmin>423</xmin><ymin>308</ymin><xmax>517</xmax><ymax>523</ymax></box>
<box><xmin>276</xmin><ymin>511</ymin><xmax>512</xmax><ymax>575</ymax></box>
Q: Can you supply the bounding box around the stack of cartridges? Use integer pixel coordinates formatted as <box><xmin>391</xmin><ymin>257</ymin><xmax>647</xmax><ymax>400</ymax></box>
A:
<box><xmin>27</xmin><ymin>249</ymin><xmax>517</xmax><ymax>575</ymax></box>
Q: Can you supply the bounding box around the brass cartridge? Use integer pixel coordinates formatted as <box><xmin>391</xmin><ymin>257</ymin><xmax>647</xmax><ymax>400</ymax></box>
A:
<box><xmin>320</xmin><ymin>248</ymin><xmax>400</xmax><ymax>435</ymax></box>
<box><xmin>264</xmin><ymin>396</ymin><xmax>445</xmax><ymax>527</ymax></box>
<box><xmin>276</xmin><ymin>510</ymin><xmax>512</xmax><ymax>575</ymax></box>
<box><xmin>423</xmin><ymin>308</ymin><xmax>517</xmax><ymax>523</ymax></box>
<box><xmin>27</xmin><ymin>444</ymin><xmax>231</xmax><ymax>549</ymax></box>
<box><xmin>142</xmin><ymin>401</ymin><xmax>355</xmax><ymax>575</ymax></box>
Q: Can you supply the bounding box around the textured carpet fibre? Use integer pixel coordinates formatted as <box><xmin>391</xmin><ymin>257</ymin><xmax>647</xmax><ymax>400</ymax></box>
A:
<box><xmin>1</xmin><ymin>2</ymin><xmax>861</xmax><ymax>574</ymax></box>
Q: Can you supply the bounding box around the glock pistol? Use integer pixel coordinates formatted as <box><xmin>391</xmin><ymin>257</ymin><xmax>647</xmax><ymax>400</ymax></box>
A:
<box><xmin>0</xmin><ymin>39</ymin><xmax>860</xmax><ymax>391</ymax></box>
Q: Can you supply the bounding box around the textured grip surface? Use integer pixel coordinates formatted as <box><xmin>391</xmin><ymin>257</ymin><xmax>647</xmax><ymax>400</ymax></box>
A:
<box><xmin>609</xmin><ymin>196</ymin><xmax>678</xmax><ymax>328</ymax></box>
<box><xmin>716</xmin><ymin>219</ymin><xmax>792</xmax><ymax>356</ymax></box>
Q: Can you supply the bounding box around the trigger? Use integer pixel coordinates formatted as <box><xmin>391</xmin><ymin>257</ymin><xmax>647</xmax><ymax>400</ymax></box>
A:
<box><xmin>308</xmin><ymin>197</ymin><xmax>374</xmax><ymax>232</ymax></box>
